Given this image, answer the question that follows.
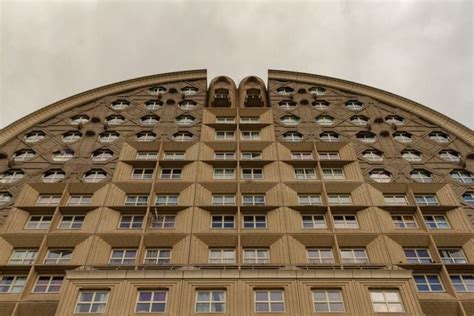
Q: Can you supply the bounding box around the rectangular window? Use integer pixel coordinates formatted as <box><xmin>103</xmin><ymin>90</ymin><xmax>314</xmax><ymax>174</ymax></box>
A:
<box><xmin>75</xmin><ymin>290</ymin><xmax>109</xmax><ymax>313</ymax></box>
<box><xmin>242</xmin><ymin>168</ymin><xmax>263</xmax><ymax>179</ymax></box>
<box><xmin>136</xmin><ymin>151</ymin><xmax>158</xmax><ymax>160</ymax></box>
<box><xmin>328</xmin><ymin>195</ymin><xmax>352</xmax><ymax>205</ymax></box>
<box><xmin>25</xmin><ymin>215</ymin><xmax>52</xmax><ymax>230</ymax></box>
<box><xmin>450</xmin><ymin>274</ymin><xmax>474</xmax><ymax>293</ymax></box>
<box><xmin>44</xmin><ymin>249</ymin><xmax>72</xmax><ymax>264</ymax></box>
<box><xmin>240</xmin><ymin>117</ymin><xmax>260</xmax><ymax>123</ymax></box>
<box><xmin>302</xmin><ymin>215</ymin><xmax>326</xmax><ymax>228</ymax></box>
<box><xmin>242</xmin><ymin>195</ymin><xmax>265</xmax><ymax>206</ymax></box>
<box><xmin>404</xmin><ymin>248</ymin><xmax>433</xmax><ymax>264</ymax></box>
<box><xmin>340</xmin><ymin>248</ymin><xmax>369</xmax><ymax>264</ymax></box>
<box><xmin>155</xmin><ymin>195</ymin><xmax>178</xmax><ymax>206</ymax></box>
<box><xmin>132</xmin><ymin>168</ymin><xmax>154</xmax><ymax>180</ymax></box>
<box><xmin>294</xmin><ymin>168</ymin><xmax>317</xmax><ymax>179</ymax></box>
<box><xmin>241</xmin><ymin>131</ymin><xmax>261</xmax><ymax>140</ymax></box>
<box><xmin>244</xmin><ymin>249</ymin><xmax>270</xmax><ymax>264</ymax></box>
<box><xmin>58</xmin><ymin>215</ymin><xmax>84</xmax><ymax>229</ymax></box>
<box><xmin>312</xmin><ymin>289</ymin><xmax>344</xmax><ymax>312</ymax></box>
<box><xmin>241</xmin><ymin>152</ymin><xmax>262</xmax><ymax>160</ymax></box>
<box><xmin>369</xmin><ymin>289</ymin><xmax>404</xmax><ymax>313</ymax></box>
<box><xmin>322</xmin><ymin>168</ymin><xmax>345</xmax><ymax>180</ymax></box>
<box><xmin>163</xmin><ymin>152</ymin><xmax>185</xmax><ymax>160</ymax></box>
<box><xmin>424</xmin><ymin>215</ymin><xmax>450</xmax><ymax>229</ymax></box>
<box><xmin>414</xmin><ymin>274</ymin><xmax>444</xmax><ymax>292</ymax></box>
<box><xmin>33</xmin><ymin>275</ymin><xmax>63</xmax><ymax>293</ymax></box>
<box><xmin>209</xmin><ymin>249</ymin><xmax>236</xmax><ymax>264</ymax></box>
<box><xmin>211</xmin><ymin>215</ymin><xmax>235</xmax><ymax>229</ymax></box>
<box><xmin>392</xmin><ymin>215</ymin><xmax>418</xmax><ymax>228</ymax></box>
<box><xmin>383</xmin><ymin>195</ymin><xmax>408</xmax><ymax>206</ymax></box>
<box><xmin>298</xmin><ymin>195</ymin><xmax>321</xmax><ymax>206</ymax></box>
<box><xmin>291</xmin><ymin>152</ymin><xmax>313</xmax><ymax>160</ymax></box>
<box><xmin>216</xmin><ymin>117</ymin><xmax>235</xmax><ymax>123</ymax></box>
<box><xmin>254</xmin><ymin>289</ymin><xmax>284</xmax><ymax>312</ymax></box>
<box><xmin>136</xmin><ymin>289</ymin><xmax>167</xmax><ymax>313</ymax></box>
<box><xmin>212</xmin><ymin>195</ymin><xmax>235</xmax><ymax>206</ymax></box>
<box><xmin>0</xmin><ymin>275</ymin><xmax>27</xmax><ymax>293</ymax></box>
<box><xmin>160</xmin><ymin>169</ymin><xmax>182</xmax><ymax>179</ymax></box>
<box><xmin>118</xmin><ymin>215</ymin><xmax>144</xmax><ymax>229</ymax></box>
<box><xmin>215</xmin><ymin>131</ymin><xmax>235</xmax><ymax>140</ymax></box>
<box><xmin>109</xmin><ymin>249</ymin><xmax>137</xmax><ymax>265</ymax></box>
<box><xmin>9</xmin><ymin>249</ymin><xmax>37</xmax><ymax>265</ymax></box>
<box><xmin>214</xmin><ymin>152</ymin><xmax>235</xmax><ymax>160</ymax></box>
<box><xmin>213</xmin><ymin>168</ymin><xmax>235</xmax><ymax>180</ymax></box>
<box><xmin>68</xmin><ymin>195</ymin><xmax>92</xmax><ymax>206</ymax></box>
<box><xmin>415</xmin><ymin>194</ymin><xmax>439</xmax><ymax>206</ymax></box>
<box><xmin>36</xmin><ymin>195</ymin><xmax>61</xmax><ymax>206</ymax></box>
<box><xmin>243</xmin><ymin>215</ymin><xmax>267</xmax><ymax>228</ymax></box>
<box><xmin>333</xmin><ymin>215</ymin><xmax>359</xmax><ymax>229</ymax></box>
<box><xmin>124</xmin><ymin>195</ymin><xmax>148</xmax><ymax>206</ymax></box>
<box><xmin>144</xmin><ymin>249</ymin><xmax>171</xmax><ymax>265</ymax></box>
<box><xmin>318</xmin><ymin>152</ymin><xmax>340</xmax><ymax>160</ymax></box>
<box><xmin>150</xmin><ymin>214</ymin><xmax>176</xmax><ymax>229</ymax></box>
<box><xmin>439</xmin><ymin>248</ymin><xmax>467</xmax><ymax>264</ymax></box>
<box><xmin>307</xmin><ymin>248</ymin><xmax>334</xmax><ymax>264</ymax></box>
<box><xmin>195</xmin><ymin>290</ymin><xmax>226</xmax><ymax>313</ymax></box>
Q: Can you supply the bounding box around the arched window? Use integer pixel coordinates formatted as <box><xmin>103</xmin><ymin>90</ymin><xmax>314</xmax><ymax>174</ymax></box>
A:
<box><xmin>173</xmin><ymin>132</ymin><xmax>193</xmax><ymax>142</ymax></box>
<box><xmin>316</xmin><ymin>115</ymin><xmax>334</xmax><ymax>126</ymax></box>
<box><xmin>401</xmin><ymin>149</ymin><xmax>422</xmax><ymax>162</ymax></box>
<box><xmin>312</xmin><ymin>100</ymin><xmax>330</xmax><ymax>110</ymax></box>
<box><xmin>356</xmin><ymin>131</ymin><xmax>376</xmax><ymax>143</ymax></box>
<box><xmin>99</xmin><ymin>131</ymin><xmax>120</xmax><ymax>143</ymax></box>
<box><xmin>362</xmin><ymin>149</ymin><xmax>384</xmax><ymax>162</ymax></box>
<box><xmin>70</xmin><ymin>115</ymin><xmax>89</xmax><ymax>125</ymax></box>
<box><xmin>24</xmin><ymin>131</ymin><xmax>45</xmax><ymax>143</ymax></box>
<box><xmin>393</xmin><ymin>131</ymin><xmax>412</xmax><ymax>143</ymax></box>
<box><xmin>62</xmin><ymin>131</ymin><xmax>82</xmax><ymax>143</ymax></box>
<box><xmin>283</xmin><ymin>131</ymin><xmax>303</xmax><ymax>142</ymax></box>
<box><xmin>13</xmin><ymin>149</ymin><xmax>35</xmax><ymax>162</ymax></box>
<box><xmin>450</xmin><ymin>170</ymin><xmax>473</xmax><ymax>184</ymax></box>
<box><xmin>136</xmin><ymin>131</ymin><xmax>156</xmax><ymax>142</ymax></box>
<box><xmin>148</xmin><ymin>86</ymin><xmax>166</xmax><ymax>95</ymax></box>
<box><xmin>145</xmin><ymin>100</ymin><xmax>163</xmax><ymax>110</ymax></box>
<box><xmin>175</xmin><ymin>115</ymin><xmax>195</xmax><ymax>125</ymax></box>
<box><xmin>181</xmin><ymin>86</ymin><xmax>198</xmax><ymax>96</ymax></box>
<box><xmin>429</xmin><ymin>131</ymin><xmax>450</xmax><ymax>143</ymax></box>
<box><xmin>111</xmin><ymin>100</ymin><xmax>130</xmax><ymax>110</ymax></box>
<box><xmin>178</xmin><ymin>100</ymin><xmax>197</xmax><ymax>110</ymax></box>
<box><xmin>350</xmin><ymin>115</ymin><xmax>369</xmax><ymax>125</ymax></box>
<box><xmin>83</xmin><ymin>169</ymin><xmax>107</xmax><ymax>183</ymax></box>
<box><xmin>0</xmin><ymin>192</ymin><xmax>12</xmax><ymax>204</ymax></box>
<box><xmin>463</xmin><ymin>192</ymin><xmax>474</xmax><ymax>205</ymax></box>
<box><xmin>277</xmin><ymin>87</ymin><xmax>294</xmax><ymax>96</ymax></box>
<box><xmin>52</xmin><ymin>149</ymin><xmax>74</xmax><ymax>162</ymax></box>
<box><xmin>385</xmin><ymin>115</ymin><xmax>404</xmax><ymax>125</ymax></box>
<box><xmin>320</xmin><ymin>132</ymin><xmax>340</xmax><ymax>142</ymax></box>
<box><xmin>439</xmin><ymin>150</ymin><xmax>461</xmax><ymax>162</ymax></box>
<box><xmin>140</xmin><ymin>115</ymin><xmax>160</xmax><ymax>125</ymax></box>
<box><xmin>42</xmin><ymin>169</ymin><xmax>65</xmax><ymax>183</ymax></box>
<box><xmin>279</xmin><ymin>100</ymin><xmax>297</xmax><ymax>110</ymax></box>
<box><xmin>369</xmin><ymin>169</ymin><xmax>392</xmax><ymax>183</ymax></box>
<box><xmin>309</xmin><ymin>86</ymin><xmax>326</xmax><ymax>95</ymax></box>
<box><xmin>106</xmin><ymin>115</ymin><xmax>125</xmax><ymax>125</ymax></box>
<box><xmin>0</xmin><ymin>169</ymin><xmax>24</xmax><ymax>183</ymax></box>
<box><xmin>410</xmin><ymin>169</ymin><xmax>433</xmax><ymax>183</ymax></box>
<box><xmin>345</xmin><ymin>100</ymin><xmax>363</xmax><ymax>110</ymax></box>
<box><xmin>91</xmin><ymin>149</ymin><xmax>114</xmax><ymax>162</ymax></box>
<box><xmin>280</xmin><ymin>115</ymin><xmax>300</xmax><ymax>126</ymax></box>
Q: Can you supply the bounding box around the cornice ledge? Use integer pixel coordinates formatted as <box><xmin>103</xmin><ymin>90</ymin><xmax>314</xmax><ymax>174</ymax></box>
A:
<box><xmin>0</xmin><ymin>69</ymin><xmax>207</xmax><ymax>146</ymax></box>
<box><xmin>269</xmin><ymin>69</ymin><xmax>474</xmax><ymax>146</ymax></box>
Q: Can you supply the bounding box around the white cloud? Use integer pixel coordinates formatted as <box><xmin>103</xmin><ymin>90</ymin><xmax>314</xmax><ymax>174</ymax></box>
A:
<box><xmin>1</xmin><ymin>0</ymin><xmax>472</xmax><ymax>129</ymax></box>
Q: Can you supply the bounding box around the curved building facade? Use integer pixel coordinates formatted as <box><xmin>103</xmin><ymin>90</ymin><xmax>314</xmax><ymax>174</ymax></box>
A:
<box><xmin>0</xmin><ymin>69</ymin><xmax>473</xmax><ymax>315</ymax></box>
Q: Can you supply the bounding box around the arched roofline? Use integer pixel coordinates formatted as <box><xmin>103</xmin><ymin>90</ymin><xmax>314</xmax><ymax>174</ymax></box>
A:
<box><xmin>209</xmin><ymin>76</ymin><xmax>237</xmax><ymax>90</ymax></box>
<box><xmin>0</xmin><ymin>69</ymin><xmax>207</xmax><ymax>145</ymax></box>
<box><xmin>269</xmin><ymin>69</ymin><xmax>473</xmax><ymax>145</ymax></box>
<box><xmin>238</xmin><ymin>76</ymin><xmax>266</xmax><ymax>92</ymax></box>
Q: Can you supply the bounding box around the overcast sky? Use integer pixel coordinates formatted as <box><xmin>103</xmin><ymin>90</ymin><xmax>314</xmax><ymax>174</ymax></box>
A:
<box><xmin>1</xmin><ymin>0</ymin><xmax>473</xmax><ymax>129</ymax></box>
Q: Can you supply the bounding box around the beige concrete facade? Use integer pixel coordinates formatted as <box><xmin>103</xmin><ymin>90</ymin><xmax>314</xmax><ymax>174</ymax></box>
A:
<box><xmin>0</xmin><ymin>70</ymin><xmax>473</xmax><ymax>315</ymax></box>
